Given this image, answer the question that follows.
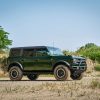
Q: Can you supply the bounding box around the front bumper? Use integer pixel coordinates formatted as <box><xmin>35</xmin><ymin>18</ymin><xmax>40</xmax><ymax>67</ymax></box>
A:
<box><xmin>71</xmin><ymin>65</ymin><xmax>87</xmax><ymax>72</ymax></box>
<box><xmin>71</xmin><ymin>58</ymin><xmax>87</xmax><ymax>72</ymax></box>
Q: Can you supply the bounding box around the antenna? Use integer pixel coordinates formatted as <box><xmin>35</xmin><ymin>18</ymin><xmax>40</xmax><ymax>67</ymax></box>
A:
<box><xmin>53</xmin><ymin>41</ymin><xmax>54</xmax><ymax>55</ymax></box>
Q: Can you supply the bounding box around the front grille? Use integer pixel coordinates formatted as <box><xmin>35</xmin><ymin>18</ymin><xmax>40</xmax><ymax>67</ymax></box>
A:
<box><xmin>72</xmin><ymin>58</ymin><xmax>87</xmax><ymax>71</ymax></box>
<box><xmin>72</xmin><ymin>66</ymin><xmax>86</xmax><ymax>70</ymax></box>
<box><xmin>76</xmin><ymin>59</ymin><xmax>86</xmax><ymax>65</ymax></box>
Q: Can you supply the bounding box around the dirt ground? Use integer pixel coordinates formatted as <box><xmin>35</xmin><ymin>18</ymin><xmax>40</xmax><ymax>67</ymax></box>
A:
<box><xmin>0</xmin><ymin>75</ymin><xmax>100</xmax><ymax>100</ymax></box>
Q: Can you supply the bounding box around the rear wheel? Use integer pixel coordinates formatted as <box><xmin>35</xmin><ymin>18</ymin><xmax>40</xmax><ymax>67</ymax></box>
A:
<box><xmin>27</xmin><ymin>73</ymin><xmax>39</xmax><ymax>80</ymax></box>
<box><xmin>9</xmin><ymin>66</ymin><xmax>23</xmax><ymax>81</ymax></box>
<box><xmin>54</xmin><ymin>65</ymin><xmax>71</xmax><ymax>81</ymax></box>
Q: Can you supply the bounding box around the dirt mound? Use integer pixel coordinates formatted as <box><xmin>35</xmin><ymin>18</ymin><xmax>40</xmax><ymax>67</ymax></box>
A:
<box><xmin>86</xmin><ymin>59</ymin><xmax>94</xmax><ymax>73</ymax></box>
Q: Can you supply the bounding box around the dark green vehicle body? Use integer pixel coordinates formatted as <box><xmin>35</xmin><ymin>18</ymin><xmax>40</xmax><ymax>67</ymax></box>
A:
<box><xmin>7</xmin><ymin>46</ymin><xmax>87</xmax><ymax>75</ymax></box>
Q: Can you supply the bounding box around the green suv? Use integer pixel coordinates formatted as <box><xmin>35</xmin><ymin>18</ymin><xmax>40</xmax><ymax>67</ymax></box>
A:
<box><xmin>6</xmin><ymin>46</ymin><xmax>87</xmax><ymax>81</ymax></box>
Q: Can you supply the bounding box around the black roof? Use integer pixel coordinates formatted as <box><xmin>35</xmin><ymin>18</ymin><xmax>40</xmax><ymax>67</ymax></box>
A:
<box><xmin>10</xmin><ymin>46</ymin><xmax>56</xmax><ymax>49</ymax></box>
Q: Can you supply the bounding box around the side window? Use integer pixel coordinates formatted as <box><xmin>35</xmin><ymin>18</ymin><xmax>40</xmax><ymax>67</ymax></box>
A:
<box><xmin>23</xmin><ymin>49</ymin><xmax>35</xmax><ymax>57</ymax></box>
<box><xmin>10</xmin><ymin>49</ymin><xmax>21</xmax><ymax>57</ymax></box>
<box><xmin>36</xmin><ymin>48</ymin><xmax>48</xmax><ymax>56</ymax></box>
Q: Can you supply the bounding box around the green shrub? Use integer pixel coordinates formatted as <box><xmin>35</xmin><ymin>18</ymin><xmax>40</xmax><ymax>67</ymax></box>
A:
<box><xmin>94</xmin><ymin>64</ymin><xmax>100</xmax><ymax>71</ymax></box>
<box><xmin>91</xmin><ymin>79</ymin><xmax>100</xmax><ymax>89</ymax></box>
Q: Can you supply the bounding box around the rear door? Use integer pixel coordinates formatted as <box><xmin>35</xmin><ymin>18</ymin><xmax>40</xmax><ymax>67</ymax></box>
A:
<box><xmin>21</xmin><ymin>48</ymin><xmax>35</xmax><ymax>70</ymax></box>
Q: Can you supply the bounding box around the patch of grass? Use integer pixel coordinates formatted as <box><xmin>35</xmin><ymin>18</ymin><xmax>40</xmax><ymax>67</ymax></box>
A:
<box><xmin>94</xmin><ymin>64</ymin><xmax>100</xmax><ymax>71</ymax></box>
<box><xmin>91</xmin><ymin>79</ymin><xmax>100</xmax><ymax>89</ymax></box>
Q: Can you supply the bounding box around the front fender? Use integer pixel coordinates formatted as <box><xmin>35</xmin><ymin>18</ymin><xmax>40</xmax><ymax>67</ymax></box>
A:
<box><xmin>53</xmin><ymin>60</ymin><xmax>71</xmax><ymax>70</ymax></box>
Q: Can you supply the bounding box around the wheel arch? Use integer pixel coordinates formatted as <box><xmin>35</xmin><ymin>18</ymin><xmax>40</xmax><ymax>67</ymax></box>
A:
<box><xmin>53</xmin><ymin>61</ymin><xmax>71</xmax><ymax>71</ymax></box>
<box><xmin>8</xmin><ymin>62</ymin><xmax>23</xmax><ymax>71</ymax></box>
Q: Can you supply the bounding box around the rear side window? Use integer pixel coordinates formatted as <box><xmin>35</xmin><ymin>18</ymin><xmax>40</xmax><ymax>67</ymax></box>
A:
<box><xmin>10</xmin><ymin>49</ymin><xmax>21</xmax><ymax>57</ymax></box>
<box><xmin>23</xmin><ymin>49</ymin><xmax>35</xmax><ymax>57</ymax></box>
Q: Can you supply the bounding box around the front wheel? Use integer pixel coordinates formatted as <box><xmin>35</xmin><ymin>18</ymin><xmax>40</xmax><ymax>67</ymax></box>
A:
<box><xmin>9</xmin><ymin>66</ymin><xmax>23</xmax><ymax>81</ymax></box>
<box><xmin>54</xmin><ymin>65</ymin><xmax>71</xmax><ymax>81</ymax></box>
<box><xmin>27</xmin><ymin>73</ymin><xmax>39</xmax><ymax>81</ymax></box>
<box><xmin>71</xmin><ymin>72</ymin><xmax>83</xmax><ymax>80</ymax></box>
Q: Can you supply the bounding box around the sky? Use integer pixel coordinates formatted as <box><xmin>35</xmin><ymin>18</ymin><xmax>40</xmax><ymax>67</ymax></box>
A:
<box><xmin>0</xmin><ymin>0</ymin><xmax>100</xmax><ymax>51</ymax></box>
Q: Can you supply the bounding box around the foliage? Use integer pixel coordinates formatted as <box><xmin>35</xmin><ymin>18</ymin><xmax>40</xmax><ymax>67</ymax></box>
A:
<box><xmin>63</xmin><ymin>50</ymin><xmax>77</xmax><ymax>56</ymax></box>
<box><xmin>0</xmin><ymin>26</ymin><xmax>12</xmax><ymax>50</ymax></box>
<box><xmin>94</xmin><ymin>64</ymin><xmax>100</xmax><ymax>71</ymax></box>
<box><xmin>91</xmin><ymin>79</ymin><xmax>100</xmax><ymax>89</ymax></box>
<box><xmin>0</xmin><ymin>26</ymin><xmax>11</xmax><ymax>72</ymax></box>
<box><xmin>63</xmin><ymin>43</ymin><xmax>100</xmax><ymax>63</ymax></box>
<box><xmin>76</xmin><ymin>43</ymin><xmax>100</xmax><ymax>62</ymax></box>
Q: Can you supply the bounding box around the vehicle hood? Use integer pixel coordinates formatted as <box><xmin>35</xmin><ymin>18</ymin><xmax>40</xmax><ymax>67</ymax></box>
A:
<box><xmin>71</xmin><ymin>55</ymin><xmax>85</xmax><ymax>60</ymax></box>
<box><xmin>52</xmin><ymin>55</ymin><xmax>73</xmax><ymax>60</ymax></box>
<box><xmin>52</xmin><ymin>55</ymin><xmax>85</xmax><ymax>60</ymax></box>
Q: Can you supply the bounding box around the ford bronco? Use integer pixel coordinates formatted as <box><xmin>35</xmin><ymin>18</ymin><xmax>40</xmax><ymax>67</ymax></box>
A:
<box><xmin>6</xmin><ymin>46</ymin><xmax>87</xmax><ymax>81</ymax></box>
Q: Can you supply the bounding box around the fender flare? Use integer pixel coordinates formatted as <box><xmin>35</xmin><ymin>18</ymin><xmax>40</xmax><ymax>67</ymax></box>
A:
<box><xmin>8</xmin><ymin>62</ymin><xmax>23</xmax><ymax>71</ymax></box>
<box><xmin>53</xmin><ymin>60</ymin><xmax>71</xmax><ymax>70</ymax></box>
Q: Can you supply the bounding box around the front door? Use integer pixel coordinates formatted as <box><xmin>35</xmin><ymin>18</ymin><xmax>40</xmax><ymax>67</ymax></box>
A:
<box><xmin>33</xmin><ymin>48</ymin><xmax>53</xmax><ymax>70</ymax></box>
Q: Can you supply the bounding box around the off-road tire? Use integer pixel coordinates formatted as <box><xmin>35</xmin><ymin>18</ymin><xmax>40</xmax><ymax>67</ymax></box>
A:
<box><xmin>54</xmin><ymin>65</ymin><xmax>71</xmax><ymax>81</ymax></box>
<box><xmin>27</xmin><ymin>74</ymin><xmax>39</xmax><ymax>80</ymax></box>
<box><xmin>9</xmin><ymin>66</ymin><xmax>23</xmax><ymax>81</ymax></box>
<box><xmin>71</xmin><ymin>73</ymin><xmax>83</xmax><ymax>80</ymax></box>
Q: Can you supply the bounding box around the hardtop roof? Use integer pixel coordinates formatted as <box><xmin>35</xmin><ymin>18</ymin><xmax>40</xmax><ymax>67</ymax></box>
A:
<box><xmin>10</xmin><ymin>46</ymin><xmax>57</xmax><ymax>49</ymax></box>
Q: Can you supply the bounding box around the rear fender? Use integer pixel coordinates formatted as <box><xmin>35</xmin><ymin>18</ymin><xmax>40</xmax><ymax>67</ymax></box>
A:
<box><xmin>8</xmin><ymin>62</ymin><xmax>23</xmax><ymax>71</ymax></box>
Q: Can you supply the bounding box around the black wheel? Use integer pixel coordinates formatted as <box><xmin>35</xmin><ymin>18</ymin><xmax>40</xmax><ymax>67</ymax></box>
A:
<box><xmin>54</xmin><ymin>65</ymin><xmax>71</xmax><ymax>81</ymax></box>
<box><xmin>9</xmin><ymin>66</ymin><xmax>23</xmax><ymax>81</ymax></box>
<box><xmin>27</xmin><ymin>73</ymin><xmax>39</xmax><ymax>80</ymax></box>
<box><xmin>71</xmin><ymin>72</ymin><xmax>83</xmax><ymax>80</ymax></box>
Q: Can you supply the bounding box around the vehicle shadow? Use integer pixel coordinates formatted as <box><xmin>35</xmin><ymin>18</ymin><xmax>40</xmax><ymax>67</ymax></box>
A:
<box><xmin>0</xmin><ymin>79</ymin><xmax>73</xmax><ymax>82</ymax></box>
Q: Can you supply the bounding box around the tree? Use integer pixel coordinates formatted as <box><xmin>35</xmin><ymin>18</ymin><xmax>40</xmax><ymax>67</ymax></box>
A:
<box><xmin>76</xmin><ymin>43</ymin><xmax>97</xmax><ymax>53</ymax></box>
<box><xmin>76</xmin><ymin>43</ymin><xmax>100</xmax><ymax>63</ymax></box>
<box><xmin>85</xmin><ymin>43</ymin><xmax>97</xmax><ymax>48</ymax></box>
<box><xmin>0</xmin><ymin>26</ymin><xmax>12</xmax><ymax>50</ymax></box>
<box><xmin>63</xmin><ymin>50</ymin><xmax>77</xmax><ymax>56</ymax></box>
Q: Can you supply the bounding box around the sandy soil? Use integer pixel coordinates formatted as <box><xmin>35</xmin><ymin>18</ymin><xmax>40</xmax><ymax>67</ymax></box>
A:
<box><xmin>0</xmin><ymin>76</ymin><xmax>99</xmax><ymax>100</ymax></box>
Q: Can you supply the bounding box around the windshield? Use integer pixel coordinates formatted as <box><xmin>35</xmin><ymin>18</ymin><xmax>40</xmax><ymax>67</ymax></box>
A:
<box><xmin>47</xmin><ymin>47</ymin><xmax>64</xmax><ymax>56</ymax></box>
